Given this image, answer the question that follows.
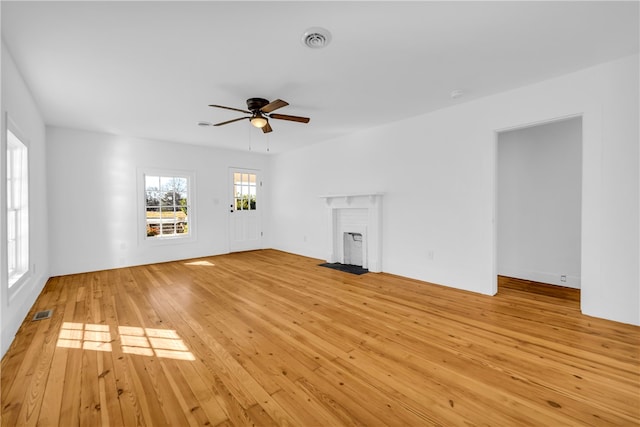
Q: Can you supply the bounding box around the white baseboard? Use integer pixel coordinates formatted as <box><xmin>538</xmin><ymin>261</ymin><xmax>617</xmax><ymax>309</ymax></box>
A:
<box><xmin>499</xmin><ymin>267</ymin><xmax>581</xmax><ymax>289</ymax></box>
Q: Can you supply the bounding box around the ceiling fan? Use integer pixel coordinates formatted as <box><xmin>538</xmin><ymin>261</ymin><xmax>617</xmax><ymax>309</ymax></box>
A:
<box><xmin>207</xmin><ymin>98</ymin><xmax>310</xmax><ymax>133</ymax></box>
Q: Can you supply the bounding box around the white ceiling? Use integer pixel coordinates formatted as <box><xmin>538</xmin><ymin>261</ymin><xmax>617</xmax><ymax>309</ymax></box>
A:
<box><xmin>2</xmin><ymin>1</ymin><xmax>638</xmax><ymax>154</ymax></box>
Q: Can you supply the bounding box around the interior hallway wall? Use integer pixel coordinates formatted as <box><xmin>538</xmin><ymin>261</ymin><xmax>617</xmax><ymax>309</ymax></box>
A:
<box><xmin>497</xmin><ymin>117</ymin><xmax>582</xmax><ymax>288</ymax></box>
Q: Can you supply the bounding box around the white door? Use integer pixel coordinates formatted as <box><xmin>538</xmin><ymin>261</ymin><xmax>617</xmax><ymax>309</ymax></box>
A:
<box><xmin>229</xmin><ymin>168</ymin><xmax>262</xmax><ymax>252</ymax></box>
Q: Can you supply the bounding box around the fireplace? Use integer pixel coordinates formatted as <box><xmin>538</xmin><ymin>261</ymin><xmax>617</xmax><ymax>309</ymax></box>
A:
<box><xmin>320</xmin><ymin>193</ymin><xmax>383</xmax><ymax>273</ymax></box>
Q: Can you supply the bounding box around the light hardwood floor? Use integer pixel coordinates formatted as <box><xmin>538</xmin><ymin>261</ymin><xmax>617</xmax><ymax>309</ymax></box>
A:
<box><xmin>2</xmin><ymin>250</ymin><xmax>639</xmax><ymax>426</ymax></box>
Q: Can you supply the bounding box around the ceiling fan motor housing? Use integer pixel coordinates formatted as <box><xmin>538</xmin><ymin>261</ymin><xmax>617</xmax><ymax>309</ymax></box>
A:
<box><xmin>247</xmin><ymin>98</ymin><xmax>269</xmax><ymax>111</ymax></box>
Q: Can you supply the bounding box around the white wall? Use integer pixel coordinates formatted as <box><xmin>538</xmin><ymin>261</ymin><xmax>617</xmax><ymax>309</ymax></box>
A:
<box><xmin>270</xmin><ymin>54</ymin><xmax>639</xmax><ymax>326</ymax></box>
<box><xmin>1</xmin><ymin>42</ymin><xmax>49</xmax><ymax>355</ymax></box>
<box><xmin>498</xmin><ymin>118</ymin><xmax>582</xmax><ymax>288</ymax></box>
<box><xmin>47</xmin><ymin>127</ymin><xmax>270</xmax><ymax>276</ymax></box>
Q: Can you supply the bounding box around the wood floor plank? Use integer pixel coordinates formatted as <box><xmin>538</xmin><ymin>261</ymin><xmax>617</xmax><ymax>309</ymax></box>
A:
<box><xmin>2</xmin><ymin>250</ymin><xmax>639</xmax><ymax>426</ymax></box>
<box><xmin>1</xmin><ymin>277</ymin><xmax>62</xmax><ymax>425</ymax></box>
<box><xmin>58</xmin><ymin>280</ymin><xmax>89</xmax><ymax>426</ymax></box>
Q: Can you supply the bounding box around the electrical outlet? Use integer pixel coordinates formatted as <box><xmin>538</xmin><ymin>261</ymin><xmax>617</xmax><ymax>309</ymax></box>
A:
<box><xmin>561</xmin><ymin>275</ymin><xmax>567</xmax><ymax>282</ymax></box>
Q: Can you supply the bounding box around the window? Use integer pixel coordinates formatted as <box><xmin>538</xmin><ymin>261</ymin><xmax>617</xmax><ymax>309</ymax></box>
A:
<box><xmin>233</xmin><ymin>172</ymin><xmax>257</xmax><ymax>211</ymax></box>
<box><xmin>6</xmin><ymin>128</ymin><xmax>29</xmax><ymax>287</ymax></box>
<box><xmin>144</xmin><ymin>174</ymin><xmax>190</xmax><ymax>239</ymax></box>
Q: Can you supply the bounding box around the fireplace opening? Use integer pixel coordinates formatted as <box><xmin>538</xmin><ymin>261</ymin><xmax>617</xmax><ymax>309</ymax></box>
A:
<box><xmin>320</xmin><ymin>193</ymin><xmax>382</xmax><ymax>272</ymax></box>
<box><xmin>343</xmin><ymin>232</ymin><xmax>363</xmax><ymax>266</ymax></box>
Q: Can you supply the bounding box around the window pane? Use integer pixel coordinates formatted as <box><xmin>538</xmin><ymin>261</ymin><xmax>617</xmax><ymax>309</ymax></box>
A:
<box><xmin>144</xmin><ymin>174</ymin><xmax>190</xmax><ymax>239</ymax></box>
<box><xmin>7</xmin><ymin>181</ymin><xmax>13</xmax><ymax>209</ymax></box>
<box><xmin>7</xmin><ymin>211</ymin><xmax>16</xmax><ymax>241</ymax></box>
<box><xmin>7</xmin><ymin>241</ymin><xmax>16</xmax><ymax>269</ymax></box>
<box><xmin>162</xmin><ymin>191</ymin><xmax>175</xmax><ymax>207</ymax></box>
<box><xmin>146</xmin><ymin>191</ymin><xmax>160</xmax><ymax>206</ymax></box>
<box><xmin>175</xmin><ymin>177</ymin><xmax>187</xmax><ymax>192</ymax></box>
<box><xmin>6</xmin><ymin>129</ymin><xmax>29</xmax><ymax>287</ymax></box>
<box><xmin>160</xmin><ymin>176</ymin><xmax>173</xmax><ymax>192</ymax></box>
<box><xmin>145</xmin><ymin>176</ymin><xmax>160</xmax><ymax>191</ymax></box>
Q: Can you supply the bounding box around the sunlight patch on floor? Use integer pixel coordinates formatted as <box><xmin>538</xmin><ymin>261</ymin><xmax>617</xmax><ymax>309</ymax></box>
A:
<box><xmin>184</xmin><ymin>260</ymin><xmax>215</xmax><ymax>266</ymax></box>
<box><xmin>56</xmin><ymin>322</ymin><xmax>194</xmax><ymax>360</ymax></box>
<box><xmin>58</xmin><ymin>322</ymin><xmax>112</xmax><ymax>352</ymax></box>
<box><xmin>119</xmin><ymin>326</ymin><xmax>195</xmax><ymax>361</ymax></box>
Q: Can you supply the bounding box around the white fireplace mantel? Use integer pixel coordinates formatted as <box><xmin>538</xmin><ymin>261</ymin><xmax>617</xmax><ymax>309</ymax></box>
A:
<box><xmin>319</xmin><ymin>193</ymin><xmax>383</xmax><ymax>272</ymax></box>
<box><xmin>320</xmin><ymin>193</ymin><xmax>384</xmax><ymax>207</ymax></box>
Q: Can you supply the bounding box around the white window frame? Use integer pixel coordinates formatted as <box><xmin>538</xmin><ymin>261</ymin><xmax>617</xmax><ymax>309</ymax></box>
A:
<box><xmin>138</xmin><ymin>168</ymin><xmax>196</xmax><ymax>246</ymax></box>
<box><xmin>6</xmin><ymin>117</ymin><xmax>30</xmax><ymax>291</ymax></box>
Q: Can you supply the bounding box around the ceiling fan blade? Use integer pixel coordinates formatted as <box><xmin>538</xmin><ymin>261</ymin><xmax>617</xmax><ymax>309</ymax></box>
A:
<box><xmin>261</xmin><ymin>99</ymin><xmax>288</xmax><ymax>113</ymax></box>
<box><xmin>269</xmin><ymin>113</ymin><xmax>310</xmax><ymax>123</ymax></box>
<box><xmin>213</xmin><ymin>117</ymin><xmax>249</xmax><ymax>126</ymax></box>
<box><xmin>209</xmin><ymin>104</ymin><xmax>251</xmax><ymax>114</ymax></box>
<box><xmin>262</xmin><ymin>121</ymin><xmax>273</xmax><ymax>133</ymax></box>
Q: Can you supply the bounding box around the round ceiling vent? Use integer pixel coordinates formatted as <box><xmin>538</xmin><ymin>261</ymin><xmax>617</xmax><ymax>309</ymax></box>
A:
<box><xmin>302</xmin><ymin>27</ymin><xmax>332</xmax><ymax>49</ymax></box>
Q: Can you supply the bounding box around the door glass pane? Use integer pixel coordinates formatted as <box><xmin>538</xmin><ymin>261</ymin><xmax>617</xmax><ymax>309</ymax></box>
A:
<box><xmin>232</xmin><ymin>172</ymin><xmax>257</xmax><ymax>211</ymax></box>
<box><xmin>249</xmin><ymin>182</ymin><xmax>256</xmax><ymax>210</ymax></box>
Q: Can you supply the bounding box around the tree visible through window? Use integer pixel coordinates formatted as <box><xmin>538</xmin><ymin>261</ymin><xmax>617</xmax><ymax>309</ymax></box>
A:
<box><xmin>7</xmin><ymin>129</ymin><xmax>29</xmax><ymax>287</ymax></box>
<box><xmin>145</xmin><ymin>175</ymin><xmax>189</xmax><ymax>238</ymax></box>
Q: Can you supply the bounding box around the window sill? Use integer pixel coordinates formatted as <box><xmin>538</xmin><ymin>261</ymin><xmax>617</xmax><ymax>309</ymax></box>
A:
<box><xmin>8</xmin><ymin>271</ymin><xmax>31</xmax><ymax>302</ymax></box>
<box><xmin>141</xmin><ymin>234</ymin><xmax>196</xmax><ymax>247</ymax></box>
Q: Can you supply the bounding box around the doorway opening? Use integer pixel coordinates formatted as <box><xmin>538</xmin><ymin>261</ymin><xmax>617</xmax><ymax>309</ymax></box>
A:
<box><xmin>496</xmin><ymin>117</ymin><xmax>582</xmax><ymax>299</ymax></box>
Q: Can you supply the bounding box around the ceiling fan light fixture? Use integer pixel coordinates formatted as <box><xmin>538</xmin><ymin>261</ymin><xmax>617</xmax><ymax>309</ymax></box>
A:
<box><xmin>250</xmin><ymin>115</ymin><xmax>268</xmax><ymax>128</ymax></box>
